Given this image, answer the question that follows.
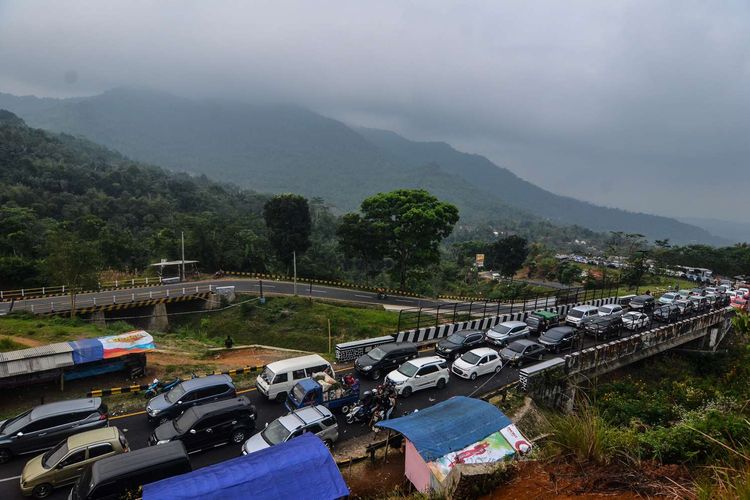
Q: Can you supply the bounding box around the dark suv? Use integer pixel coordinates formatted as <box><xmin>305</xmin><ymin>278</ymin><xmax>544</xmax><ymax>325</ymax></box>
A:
<box><xmin>146</xmin><ymin>374</ymin><xmax>236</xmax><ymax>425</ymax></box>
<box><xmin>582</xmin><ymin>315</ymin><xmax>623</xmax><ymax>339</ymax></box>
<box><xmin>653</xmin><ymin>304</ymin><xmax>680</xmax><ymax>323</ymax></box>
<box><xmin>0</xmin><ymin>398</ymin><xmax>107</xmax><ymax>464</ymax></box>
<box><xmin>538</xmin><ymin>326</ymin><xmax>578</xmax><ymax>353</ymax></box>
<box><xmin>435</xmin><ymin>330</ymin><xmax>485</xmax><ymax>360</ymax></box>
<box><xmin>149</xmin><ymin>397</ymin><xmax>256</xmax><ymax>452</ymax></box>
<box><xmin>628</xmin><ymin>295</ymin><xmax>655</xmax><ymax>312</ymax></box>
<box><xmin>354</xmin><ymin>343</ymin><xmax>418</xmax><ymax>380</ymax></box>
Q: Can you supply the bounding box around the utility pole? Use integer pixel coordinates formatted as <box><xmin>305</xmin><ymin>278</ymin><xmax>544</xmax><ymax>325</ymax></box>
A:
<box><xmin>181</xmin><ymin>231</ymin><xmax>186</xmax><ymax>281</ymax></box>
<box><xmin>293</xmin><ymin>251</ymin><xmax>297</xmax><ymax>296</ymax></box>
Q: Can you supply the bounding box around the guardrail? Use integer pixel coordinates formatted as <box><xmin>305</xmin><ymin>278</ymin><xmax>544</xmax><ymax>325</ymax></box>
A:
<box><xmin>0</xmin><ymin>277</ymin><xmax>167</xmax><ymax>302</ymax></box>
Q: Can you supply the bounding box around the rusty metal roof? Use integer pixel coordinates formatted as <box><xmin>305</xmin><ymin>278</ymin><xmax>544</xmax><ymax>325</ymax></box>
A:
<box><xmin>0</xmin><ymin>342</ymin><xmax>74</xmax><ymax>378</ymax></box>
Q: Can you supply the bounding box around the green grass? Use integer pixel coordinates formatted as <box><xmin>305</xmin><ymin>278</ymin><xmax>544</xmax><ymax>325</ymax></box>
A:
<box><xmin>173</xmin><ymin>296</ymin><xmax>401</xmax><ymax>353</ymax></box>
<box><xmin>0</xmin><ymin>337</ymin><xmax>26</xmax><ymax>351</ymax></box>
<box><xmin>0</xmin><ymin>313</ymin><xmax>132</xmax><ymax>344</ymax></box>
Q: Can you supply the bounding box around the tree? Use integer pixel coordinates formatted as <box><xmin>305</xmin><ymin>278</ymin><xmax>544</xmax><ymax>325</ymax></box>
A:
<box><xmin>557</xmin><ymin>261</ymin><xmax>583</xmax><ymax>286</ymax></box>
<box><xmin>336</xmin><ymin>213</ymin><xmax>387</xmax><ymax>276</ymax></box>
<box><xmin>263</xmin><ymin>194</ymin><xmax>312</xmax><ymax>272</ymax></box>
<box><xmin>622</xmin><ymin>251</ymin><xmax>649</xmax><ymax>290</ymax></box>
<box><xmin>43</xmin><ymin>231</ymin><xmax>101</xmax><ymax>317</ymax></box>
<box><xmin>340</xmin><ymin>189</ymin><xmax>459</xmax><ymax>289</ymax></box>
<box><xmin>486</xmin><ymin>235</ymin><xmax>529</xmax><ymax>278</ymax></box>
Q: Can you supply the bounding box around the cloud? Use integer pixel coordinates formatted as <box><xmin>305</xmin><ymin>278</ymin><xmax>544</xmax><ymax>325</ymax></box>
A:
<box><xmin>1</xmin><ymin>0</ymin><xmax>748</xmax><ymax>218</ymax></box>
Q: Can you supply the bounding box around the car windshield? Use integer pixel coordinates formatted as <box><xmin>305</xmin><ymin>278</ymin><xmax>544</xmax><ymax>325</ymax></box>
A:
<box><xmin>568</xmin><ymin>310</ymin><xmax>584</xmax><ymax>318</ymax></box>
<box><xmin>76</xmin><ymin>467</ymin><xmax>94</xmax><ymax>499</ymax></box>
<box><xmin>490</xmin><ymin>324</ymin><xmax>511</xmax><ymax>335</ymax></box>
<box><xmin>544</xmin><ymin>329</ymin><xmax>567</xmax><ymax>340</ymax></box>
<box><xmin>173</xmin><ymin>408</ymin><xmax>200</xmax><ymax>433</ymax></box>
<box><xmin>397</xmin><ymin>362</ymin><xmax>419</xmax><ymax>377</ymax></box>
<box><xmin>291</xmin><ymin>383</ymin><xmax>307</xmax><ymax>402</ymax></box>
<box><xmin>663</xmin><ymin>293</ymin><xmax>677</xmax><ymax>299</ymax></box>
<box><xmin>445</xmin><ymin>333</ymin><xmax>466</xmax><ymax>344</ymax></box>
<box><xmin>260</xmin><ymin>367</ymin><xmax>274</xmax><ymax>384</ymax></box>
<box><xmin>623</xmin><ymin>313</ymin><xmax>638</xmax><ymax>320</ymax></box>
<box><xmin>42</xmin><ymin>440</ymin><xmax>69</xmax><ymax>468</ymax></box>
<box><xmin>460</xmin><ymin>352</ymin><xmax>481</xmax><ymax>365</ymax></box>
<box><xmin>367</xmin><ymin>347</ymin><xmax>386</xmax><ymax>361</ymax></box>
<box><xmin>598</xmin><ymin>307</ymin><xmax>612</xmax><ymax>314</ymax></box>
<box><xmin>1</xmin><ymin>409</ymin><xmax>31</xmax><ymax>435</ymax></box>
<box><xmin>507</xmin><ymin>342</ymin><xmax>526</xmax><ymax>353</ymax></box>
<box><xmin>165</xmin><ymin>383</ymin><xmax>187</xmax><ymax>403</ymax></box>
<box><xmin>261</xmin><ymin>419</ymin><xmax>292</xmax><ymax>445</ymax></box>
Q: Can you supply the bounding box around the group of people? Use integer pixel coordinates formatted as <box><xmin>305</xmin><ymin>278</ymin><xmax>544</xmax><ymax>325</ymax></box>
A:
<box><xmin>360</xmin><ymin>382</ymin><xmax>398</xmax><ymax>430</ymax></box>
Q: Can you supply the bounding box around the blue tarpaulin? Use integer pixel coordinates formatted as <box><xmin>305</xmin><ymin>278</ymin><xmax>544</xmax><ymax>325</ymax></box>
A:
<box><xmin>376</xmin><ymin>396</ymin><xmax>512</xmax><ymax>461</ymax></box>
<box><xmin>68</xmin><ymin>339</ymin><xmax>103</xmax><ymax>365</ymax></box>
<box><xmin>142</xmin><ymin>433</ymin><xmax>349</xmax><ymax>500</ymax></box>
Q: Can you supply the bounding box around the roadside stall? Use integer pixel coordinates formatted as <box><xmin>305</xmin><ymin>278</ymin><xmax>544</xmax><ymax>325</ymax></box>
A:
<box><xmin>376</xmin><ymin>396</ymin><xmax>531</xmax><ymax>495</ymax></box>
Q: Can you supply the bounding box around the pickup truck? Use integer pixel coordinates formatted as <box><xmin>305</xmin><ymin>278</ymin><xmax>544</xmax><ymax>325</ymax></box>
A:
<box><xmin>285</xmin><ymin>377</ymin><xmax>360</xmax><ymax>413</ymax></box>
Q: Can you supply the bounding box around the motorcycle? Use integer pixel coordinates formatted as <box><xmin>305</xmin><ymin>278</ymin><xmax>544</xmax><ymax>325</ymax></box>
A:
<box><xmin>144</xmin><ymin>373</ymin><xmax>197</xmax><ymax>399</ymax></box>
<box><xmin>345</xmin><ymin>402</ymin><xmax>374</xmax><ymax>424</ymax></box>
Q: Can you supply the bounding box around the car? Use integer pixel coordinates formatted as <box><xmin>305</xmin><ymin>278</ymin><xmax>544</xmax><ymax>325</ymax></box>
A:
<box><xmin>255</xmin><ymin>354</ymin><xmax>334</xmax><ymax>402</ymax></box>
<box><xmin>617</xmin><ymin>295</ymin><xmax>637</xmax><ymax>308</ymax></box>
<box><xmin>484</xmin><ymin>321</ymin><xmax>530</xmax><ymax>347</ymax></box>
<box><xmin>385</xmin><ymin>356</ymin><xmax>449</xmax><ymax>397</ymax></box>
<box><xmin>704</xmin><ymin>287</ymin><xmax>718</xmax><ymax>295</ymax></box>
<box><xmin>658</xmin><ymin>292</ymin><xmax>680</xmax><ymax>305</ymax></box>
<box><xmin>434</xmin><ymin>330</ymin><xmax>485</xmax><ymax>360</ymax></box>
<box><xmin>242</xmin><ymin>405</ymin><xmax>339</xmax><ymax>455</ymax></box>
<box><xmin>621</xmin><ymin>311</ymin><xmax>651</xmax><ymax>331</ymax></box>
<box><xmin>597</xmin><ymin>304</ymin><xmax>624</xmax><ymax>318</ymax></box>
<box><xmin>524</xmin><ymin>310</ymin><xmax>559</xmax><ymax>334</ymax></box>
<box><xmin>499</xmin><ymin>340</ymin><xmax>546</xmax><ymax>367</ymax></box>
<box><xmin>653</xmin><ymin>304</ymin><xmax>681</xmax><ymax>323</ymax></box>
<box><xmin>690</xmin><ymin>287</ymin><xmax>705</xmax><ymax>297</ymax></box>
<box><xmin>688</xmin><ymin>296</ymin><xmax>711</xmax><ymax>313</ymax></box>
<box><xmin>537</xmin><ymin>326</ymin><xmax>578</xmax><ymax>353</ymax></box>
<box><xmin>20</xmin><ymin>427</ymin><xmax>127</xmax><ymax>499</ymax></box>
<box><xmin>564</xmin><ymin>305</ymin><xmax>599</xmax><ymax>327</ymax></box>
<box><xmin>674</xmin><ymin>299</ymin><xmax>695</xmax><ymax>316</ymax></box>
<box><xmin>628</xmin><ymin>295</ymin><xmax>655</xmax><ymax>312</ymax></box>
<box><xmin>149</xmin><ymin>397</ymin><xmax>256</xmax><ymax>452</ymax></box>
<box><xmin>451</xmin><ymin>348</ymin><xmax>502</xmax><ymax>380</ymax></box>
<box><xmin>0</xmin><ymin>398</ymin><xmax>108</xmax><ymax>464</ymax></box>
<box><xmin>354</xmin><ymin>343</ymin><xmax>418</xmax><ymax>380</ymax></box>
<box><xmin>146</xmin><ymin>374</ymin><xmax>236</xmax><ymax>425</ymax></box>
<box><xmin>676</xmin><ymin>289</ymin><xmax>692</xmax><ymax>300</ymax></box>
<box><xmin>582</xmin><ymin>315</ymin><xmax>623</xmax><ymax>339</ymax></box>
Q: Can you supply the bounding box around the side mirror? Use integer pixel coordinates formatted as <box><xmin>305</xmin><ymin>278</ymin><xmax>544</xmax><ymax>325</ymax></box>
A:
<box><xmin>16</xmin><ymin>432</ymin><xmax>23</xmax><ymax>437</ymax></box>
<box><xmin>189</xmin><ymin>429</ymin><xmax>196</xmax><ymax>434</ymax></box>
<box><xmin>176</xmin><ymin>401</ymin><xmax>182</xmax><ymax>405</ymax></box>
<box><xmin>265</xmin><ymin>422</ymin><xmax>269</xmax><ymax>428</ymax></box>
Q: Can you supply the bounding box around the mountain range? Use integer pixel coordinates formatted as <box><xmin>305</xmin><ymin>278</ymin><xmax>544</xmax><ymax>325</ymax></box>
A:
<box><xmin>0</xmin><ymin>88</ymin><xmax>728</xmax><ymax>245</ymax></box>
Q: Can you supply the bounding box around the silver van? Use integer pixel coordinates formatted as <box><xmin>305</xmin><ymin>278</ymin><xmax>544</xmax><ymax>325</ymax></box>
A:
<box><xmin>242</xmin><ymin>405</ymin><xmax>338</xmax><ymax>455</ymax></box>
<box><xmin>255</xmin><ymin>355</ymin><xmax>333</xmax><ymax>402</ymax></box>
<box><xmin>565</xmin><ymin>305</ymin><xmax>599</xmax><ymax>327</ymax></box>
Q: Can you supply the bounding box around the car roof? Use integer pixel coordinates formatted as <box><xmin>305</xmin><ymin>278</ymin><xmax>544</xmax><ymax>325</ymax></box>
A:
<box><xmin>279</xmin><ymin>405</ymin><xmax>332</xmax><ymax>430</ymax></box>
<box><xmin>266</xmin><ymin>354</ymin><xmax>329</xmax><ymax>372</ymax></box>
<box><xmin>92</xmin><ymin>441</ymin><xmax>188</xmax><ymax>482</ymax></box>
<box><xmin>599</xmin><ymin>304</ymin><xmax>618</xmax><ymax>309</ymax></box>
<box><xmin>571</xmin><ymin>304</ymin><xmax>598</xmax><ymax>311</ymax></box>
<box><xmin>498</xmin><ymin>321</ymin><xmax>527</xmax><ymax>328</ymax></box>
<box><xmin>546</xmin><ymin>326</ymin><xmax>574</xmax><ymax>334</ymax></box>
<box><xmin>632</xmin><ymin>294</ymin><xmax>654</xmax><ymax>300</ymax></box>
<box><xmin>453</xmin><ymin>329</ymin><xmax>483</xmax><ymax>336</ymax></box>
<box><xmin>30</xmin><ymin>398</ymin><xmax>101</xmax><ymax>420</ymax></box>
<box><xmin>178</xmin><ymin>374</ymin><xmax>233</xmax><ymax>391</ymax></box>
<box><xmin>376</xmin><ymin>342</ymin><xmax>416</xmax><ymax>352</ymax></box>
<box><xmin>531</xmin><ymin>310</ymin><xmax>558</xmax><ymax>319</ymax></box>
<box><xmin>467</xmin><ymin>347</ymin><xmax>499</xmax><ymax>356</ymax></box>
<box><xmin>510</xmin><ymin>339</ymin><xmax>537</xmax><ymax>347</ymax></box>
<box><xmin>409</xmin><ymin>356</ymin><xmax>444</xmax><ymax>366</ymax></box>
<box><xmin>67</xmin><ymin>427</ymin><xmax>119</xmax><ymax>450</ymax></box>
<box><xmin>182</xmin><ymin>397</ymin><xmax>251</xmax><ymax>421</ymax></box>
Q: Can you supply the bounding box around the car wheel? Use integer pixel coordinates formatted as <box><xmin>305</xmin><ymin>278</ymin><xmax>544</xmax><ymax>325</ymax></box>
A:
<box><xmin>32</xmin><ymin>483</ymin><xmax>53</xmax><ymax>499</ymax></box>
<box><xmin>370</xmin><ymin>370</ymin><xmax>381</xmax><ymax>380</ymax></box>
<box><xmin>436</xmin><ymin>378</ymin><xmax>446</xmax><ymax>389</ymax></box>
<box><xmin>495</xmin><ymin>365</ymin><xmax>502</xmax><ymax>373</ymax></box>
<box><xmin>274</xmin><ymin>391</ymin><xmax>287</xmax><ymax>403</ymax></box>
<box><xmin>470</xmin><ymin>372</ymin><xmax>478</xmax><ymax>381</ymax></box>
<box><xmin>340</xmin><ymin>405</ymin><xmax>350</xmax><ymax>415</ymax></box>
<box><xmin>158</xmin><ymin>416</ymin><xmax>169</xmax><ymax>426</ymax></box>
<box><xmin>0</xmin><ymin>448</ymin><xmax>11</xmax><ymax>464</ymax></box>
<box><xmin>231</xmin><ymin>429</ymin><xmax>247</xmax><ymax>444</ymax></box>
<box><xmin>401</xmin><ymin>386</ymin><xmax>413</xmax><ymax>398</ymax></box>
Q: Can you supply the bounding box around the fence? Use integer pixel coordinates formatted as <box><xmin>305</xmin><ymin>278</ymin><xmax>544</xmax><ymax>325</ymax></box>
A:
<box><xmin>0</xmin><ymin>277</ymin><xmax>166</xmax><ymax>302</ymax></box>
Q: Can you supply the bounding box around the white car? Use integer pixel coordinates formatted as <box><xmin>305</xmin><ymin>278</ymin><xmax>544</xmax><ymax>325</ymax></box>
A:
<box><xmin>597</xmin><ymin>304</ymin><xmax>624</xmax><ymax>318</ymax></box>
<box><xmin>385</xmin><ymin>356</ymin><xmax>449</xmax><ymax>397</ymax></box>
<box><xmin>451</xmin><ymin>348</ymin><xmax>502</xmax><ymax>380</ymax></box>
<box><xmin>658</xmin><ymin>292</ymin><xmax>680</xmax><ymax>305</ymax></box>
<box><xmin>484</xmin><ymin>321</ymin><xmax>530</xmax><ymax>347</ymax></box>
<box><xmin>565</xmin><ymin>305</ymin><xmax>599</xmax><ymax>327</ymax></box>
<box><xmin>622</xmin><ymin>311</ymin><xmax>651</xmax><ymax>331</ymax></box>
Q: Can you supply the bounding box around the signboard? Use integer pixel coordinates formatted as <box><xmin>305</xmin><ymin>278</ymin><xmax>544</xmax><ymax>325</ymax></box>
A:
<box><xmin>99</xmin><ymin>330</ymin><xmax>155</xmax><ymax>359</ymax></box>
<box><xmin>500</xmin><ymin>424</ymin><xmax>532</xmax><ymax>454</ymax></box>
<box><xmin>427</xmin><ymin>431</ymin><xmax>515</xmax><ymax>482</ymax></box>
<box><xmin>475</xmin><ymin>253</ymin><xmax>485</xmax><ymax>268</ymax></box>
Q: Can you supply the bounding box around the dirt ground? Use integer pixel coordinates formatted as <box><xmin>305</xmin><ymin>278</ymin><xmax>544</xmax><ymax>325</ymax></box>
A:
<box><xmin>344</xmin><ymin>451</ymin><xmax>409</xmax><ymax>499</ymax></box>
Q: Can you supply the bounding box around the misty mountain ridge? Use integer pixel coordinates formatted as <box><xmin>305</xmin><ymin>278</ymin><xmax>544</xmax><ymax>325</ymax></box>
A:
<box><xmin>0</xmin><ymin>88</ymin><xmax>727</xmax><ymax>245</ymax></box>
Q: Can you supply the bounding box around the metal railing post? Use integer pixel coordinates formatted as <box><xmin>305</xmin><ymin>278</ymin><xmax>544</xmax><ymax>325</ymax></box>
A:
<box><xmin>453</xmin><ymin>303</ymin><xmax>458</xmax><ymax>323</ymax></box>
<box><xmin>435</xmin><ymin>304</ymin><xmax>441</xmax><ymax>327</ymax></box>
<box><xmin>397</xmin><ymin>310</ymin><xmax>404</xmax><ymax>332</ymax></box>
<box><xmin>416</xmin><ymin>308</ymin><xmax>422</xmax><ymax>330</ymax></box>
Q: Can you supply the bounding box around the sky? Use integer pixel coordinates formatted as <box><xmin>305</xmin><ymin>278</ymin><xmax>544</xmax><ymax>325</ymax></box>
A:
<box><xmin>1</xmin><ymin>1</ymin><xmax>749</xmax><ymax>221</ymax></box>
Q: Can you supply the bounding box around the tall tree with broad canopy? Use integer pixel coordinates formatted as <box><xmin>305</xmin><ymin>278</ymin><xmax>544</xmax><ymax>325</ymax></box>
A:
<box><xmin>486</xmin><ymin>235</ymin><xmax>529</xmax><ymax>278</ymax></box>
<box><xmin>341</xmin><ymin>189</ymin><xmax>459</xmax><ymax>289</ymax></box>
<box><xmin>263</xmin><ymin>194</ymin><xmax>312</xmax><ymax>272</ymax></box>
<box><xmin>43</xmin><ymin>231</ymin><xmax>101</xmax><ymax>317</ymax></box>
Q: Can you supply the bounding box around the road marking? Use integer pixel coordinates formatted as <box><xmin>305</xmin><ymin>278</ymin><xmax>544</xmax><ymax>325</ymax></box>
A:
<box><xmin>354</xmin><ymin>294</ymin><xmax>371</xmax><ymax>298</ymax></box>
<box><xmin>312</xmin><ymin>290</ymin><xmax>327</xmax><ymax>293</ymax></box>
<box><xmin>0</xmin><ymin>475</ymin><xmax>20</xmax><ymax>483</ymax></box>
<box><xmin>395</xmin><ymin>299</ymin><xmax>414</xmax><ymax>303</ymax></box>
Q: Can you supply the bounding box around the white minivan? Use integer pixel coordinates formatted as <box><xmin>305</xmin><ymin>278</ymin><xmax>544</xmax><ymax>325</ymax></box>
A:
<box><xmin>255</xmin><ymin>354</ymin><xmax>334</xmax><ymax>402</ymax></box>
<box><xmin>565</xmin><ymin>305</ymin><xmax>599</xmax><ymax>327</ymax></box>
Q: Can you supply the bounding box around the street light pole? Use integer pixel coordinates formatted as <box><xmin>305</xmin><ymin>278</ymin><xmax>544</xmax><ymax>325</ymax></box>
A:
<box><xmin>293</xmin><ymin>251</ymin><xmax>297</xmax><ymax>296</ymax></box>
<box><xmin>181</xmin><ymin>231</ymin><xmax>186</xmax><ymax>281</ymax></box>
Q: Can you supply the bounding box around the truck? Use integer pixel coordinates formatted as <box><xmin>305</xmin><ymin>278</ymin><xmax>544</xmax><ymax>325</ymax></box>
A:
<box><xmin>285</xmin><ymin>377</ymin><xmax>360</xmax><ymax>413</ymax></box>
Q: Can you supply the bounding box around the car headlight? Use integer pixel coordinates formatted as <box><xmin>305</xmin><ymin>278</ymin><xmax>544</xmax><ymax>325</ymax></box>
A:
<box><xmin>156</xmin><ymin>439</ymin><xmax>171</xmax><ymax>445</ymax></box>
<box><xmin>391</xmin><ymin>379</ymin><xmax>405</xmax><ymax>385</ymax></box>
<box><xmin>443</xmin><ymin>347</ymin><xmax>453</xmax><ymax>352</ymax></box>
<box><xmin>148</xmin><ymin>407</ymin><xmax>160</xmax><ymax>416</ymax></box>
<box><xmin>361</xmin><ymin>365</ymin><xmax>372</xmax><ymax>371</ymax></box>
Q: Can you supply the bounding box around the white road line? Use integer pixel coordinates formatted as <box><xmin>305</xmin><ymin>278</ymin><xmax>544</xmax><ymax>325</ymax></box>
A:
<box><xmin>0</xmin><ymin>475</ymin><xmax>20</xmax><ymax>483</ymax></box>
<box><xmin>311</xmin><ymin>290</ymin><xmax>327</xmax><ymax>293</ymax></box>
<box><xmin>354</xmin><ymin>294</ymin><xmax>371</xmax><ymax>298</ymax></box>
<box><xmin>396</xmin><ymin>299</ymin><xmax>414</xmax><ymax>303</ymax></box>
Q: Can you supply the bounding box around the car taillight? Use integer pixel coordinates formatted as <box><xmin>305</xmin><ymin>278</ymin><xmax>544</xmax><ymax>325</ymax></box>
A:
<box><xmin>99</xmin><ymin>413</ymin><xmax>108</xmax><ymax>420</ymax></box>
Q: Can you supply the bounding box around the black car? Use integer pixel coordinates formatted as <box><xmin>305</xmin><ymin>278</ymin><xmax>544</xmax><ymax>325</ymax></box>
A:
<box><xmin>538</xmin><ymin>326</ymin><xmax>578</xmax><ymax>353</ymax></box>
<box><xmin>653</xmin><ymin>304</ymin><xmax>680</xmax><ymax>323</ymax></box>
<box><xmin>354</xmin><ymin>342</ymin><xmax>418</xmax><ymax>380</ymax></box>
<box><xmin>582</xmin><ymin>315</ymin><xmax>623</xmax><ymax>339</ymax></box>
<box><xmin>628</xmin><ymin>295</ymin><xmax>655</xmax><ymax>312</ymax></box>
<box><xmin>435</xmin><ymin>330</ymin><xmax>485</xmax><ymax>360</ymax></box>
<box><xmin>146</xmin><ymin>374</ymin><xmax>236</xmax><ymax>425</ymax></box>
<box><xmin>499</xmin><ymin>340</ymin><xmax>546</xmax><ymax>367</ymax></box>
<box><xmin>674</xmin><ymin>299</ymin><xmax>696</xmax><ymax>316</ymax></box>
<box><xmin>149</xmin><ymin>397</ymin><xmax>256</xmax><ymax>452</ymax></box>
<box><xmin>0</xmin><ymin>398</ymin><xmax>107</xmax><ymax>464</ymax></box>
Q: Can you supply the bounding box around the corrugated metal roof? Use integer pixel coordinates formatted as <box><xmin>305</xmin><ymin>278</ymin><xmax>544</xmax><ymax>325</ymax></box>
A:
<box><xmin>0</xmin><ymin>342</ymin><xmax>75</xmax><ymax>378</ymax></box>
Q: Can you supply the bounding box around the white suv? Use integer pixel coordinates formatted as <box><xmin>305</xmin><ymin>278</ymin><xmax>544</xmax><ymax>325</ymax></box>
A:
<box><xmin>386</xmin><ymin>356</ymin><xmax>449</xmax><ymax>398</ymax></box>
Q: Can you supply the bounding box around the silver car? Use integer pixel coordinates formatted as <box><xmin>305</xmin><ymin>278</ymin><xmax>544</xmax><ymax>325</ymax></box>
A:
<box><xmin>242</xmin><ymin>405</ymin><xmax>338</xmax><ymax>455</ymax></box>
<box><xmin>484</xmin><ymin>321</ymin><xmax>529</xmax><ymax>347</ymax></box>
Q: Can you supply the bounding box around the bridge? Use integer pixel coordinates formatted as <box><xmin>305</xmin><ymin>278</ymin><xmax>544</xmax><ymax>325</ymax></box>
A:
<box><xmin>519</xmin><ymin>307</ymin><xmax>736</xmax><ymax>410</ymax></box>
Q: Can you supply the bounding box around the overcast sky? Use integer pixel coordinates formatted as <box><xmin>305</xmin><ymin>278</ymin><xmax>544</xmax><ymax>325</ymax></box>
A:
<box><xmin>1</xmin><ymin>1</ymin><xmax>749</xmax><ymax>221</ymax></box>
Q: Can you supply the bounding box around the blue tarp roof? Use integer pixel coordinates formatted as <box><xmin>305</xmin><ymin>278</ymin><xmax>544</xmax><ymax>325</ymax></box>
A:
<box><xmin>376</xmin><ymin>396</ymin><xmax>512</xmax><ymax>461</ymax></box>
<box><xmin>142</xmin><ymin>433</ymin><xmax>349</xmax><ymax>500</ymax></box>
<box><xmin>298</xmin><ymin>378</ymin><xmax>320</xmax><ymax>392</ymax></box>
<box><xmin>68</xmin><ymin>338</ymin><xmax>103</xmax><ymax>364</ymax></box>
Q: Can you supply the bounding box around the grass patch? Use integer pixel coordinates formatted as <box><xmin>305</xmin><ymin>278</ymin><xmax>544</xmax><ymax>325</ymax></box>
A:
<box><xmin>0</xmin><ymin>336</ymin><xmax>27</xmax><ymax>351</ymax></box>
<box><xmin>0</xmin><ymin>313</ymin><xmax>132</xmax><ymax>344</ymax></box>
